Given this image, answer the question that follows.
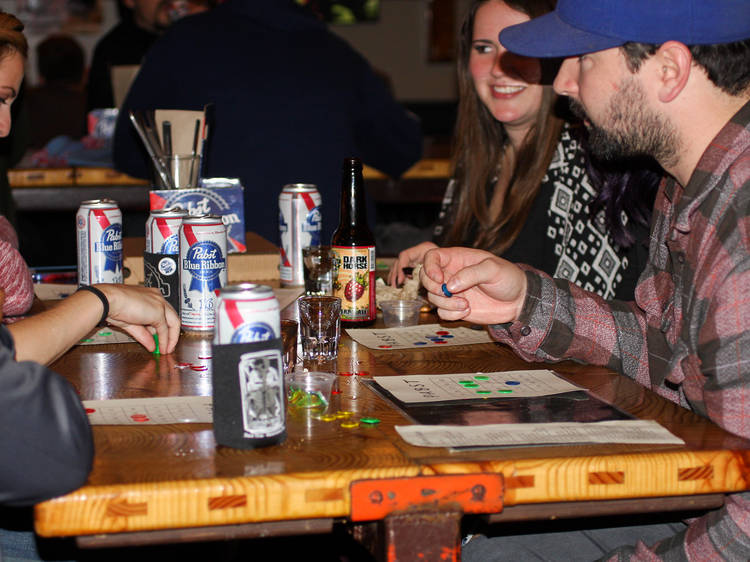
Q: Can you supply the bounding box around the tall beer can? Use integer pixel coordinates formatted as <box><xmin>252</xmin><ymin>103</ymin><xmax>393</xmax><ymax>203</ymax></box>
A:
<box><xmin>145</xmin><ymin>207</ymin><xmax>188</xmax><ymax>254</ymax></box>
<box><xmin>212</xmin><ymin>283</ymin><xmax>286</xmax><ymax>449</ymax></box>
<box><xmin>76</xmin><ymin>199</ymin><xmax>123</xmax><ymax>285</ymax></box>
<box><xmin>179</xmin><ymin>214</ymin><xmax>227</xmax><ymax>331</ymax></box>
<box><xmin>278</xmin><ymin>183</ymin><xmax>322</xmax><ymax>286</ymax></box>
<box><xmin>214</xmin><ymin>284</ymin><xmax>280</xmax><ymax>344</ymax></box>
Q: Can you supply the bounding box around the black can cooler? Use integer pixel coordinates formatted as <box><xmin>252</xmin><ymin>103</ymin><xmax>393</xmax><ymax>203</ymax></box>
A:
<box><xmin>143</xmin><ymin>251</ymin><xmax>180</xmax><ymax>312</ymax></box>
<box><xmin>211</xmin><ymin>339</ymin><xmax>287</xmax><ymax>449</ymax></box>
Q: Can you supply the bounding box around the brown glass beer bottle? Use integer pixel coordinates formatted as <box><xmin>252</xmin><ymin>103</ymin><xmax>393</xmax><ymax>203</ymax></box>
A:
<box><xmin>331</xmin><ymin>157</ymin><xmax>376</xmax><ymax>327</ymax></box>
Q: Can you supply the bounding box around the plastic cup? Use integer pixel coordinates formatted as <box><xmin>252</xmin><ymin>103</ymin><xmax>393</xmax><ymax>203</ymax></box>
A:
<box><xmin>380</xmin><ymin>299</ymin><xmax>422</xmax><ymax>328</ymax></box>
<box><xmin>287</xmin><ymin>370</ymin><xmax>336</xmax><ymax>410</ymax></box>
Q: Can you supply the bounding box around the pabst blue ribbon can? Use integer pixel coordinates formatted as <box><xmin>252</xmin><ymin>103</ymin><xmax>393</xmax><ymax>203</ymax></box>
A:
<box><xmin>145</xmin><ymin>207</ymin><xmax>187</xmax><ymax>254</ymax></box>
<box><xmin>213</xmin><ymin>284</ymin><xmax>280</xmax><ymax>344</ymax></box>
<box><xmin>278</xmin><ymin>183</ymin><xmax>322</xmax><ymax>287</ymax></box>
<box><xmin>179</xmin><ymin>214</ymin><xmax>228</xmax><ymax>331</ymax></box>
<box><xmin>76</xmin><ymin>199</ymin><xmax>123</xmax><ymax>285</ymax></box>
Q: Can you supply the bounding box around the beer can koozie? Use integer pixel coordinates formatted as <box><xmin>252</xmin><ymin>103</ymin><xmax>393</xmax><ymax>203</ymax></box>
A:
<box><xmin>179</xmin><ymin>214</ymin><xmax>228</xmax><ymax>331</ymax></box>
<box><xmin>77</xmin><ymin>199</ymin><xmax>123</xmax><ymax>285</ymax></box>
<box><xmin>214</xmin><ymin>284</ymin><xmax>280</xmax><ymax>344</ymax></box>
<box><xmin>278</xmin><ymin>183</ymin><xmax>322</xmax><ymax>287</ymax></box>
<box><xmin>211</xmin><ymin>339</ymin><xmax>286</xmax><ymax>449</ymax></box>
<box><xmin>143</xmin><ymin>251</ymin><xmax>180</xmax><ymax>312</ymax></box>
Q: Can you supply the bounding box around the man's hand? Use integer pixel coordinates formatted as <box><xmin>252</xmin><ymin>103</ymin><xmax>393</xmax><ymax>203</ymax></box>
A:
<box><xmin>419</xmin><ymin>247</ymin><xmax>527</xmax><ymax>325</ymax></box>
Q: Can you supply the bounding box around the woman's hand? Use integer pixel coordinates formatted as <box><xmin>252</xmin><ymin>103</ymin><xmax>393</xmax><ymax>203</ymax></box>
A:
<box><xmin>97</xmin><ymin>284</ymin><xmax>180</xmax><ymax>354</ymax></box>
<box><xmin>387</xmin><ymin>241</ymin><xmax>438</xmax><ymax>287</ymax></box>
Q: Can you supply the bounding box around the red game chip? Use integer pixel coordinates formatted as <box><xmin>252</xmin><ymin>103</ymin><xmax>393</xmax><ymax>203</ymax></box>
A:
<box><xmin>190</xmin><ymin>365</ymin><xmax>208</xmax><ymax>371</ymax></box>
<box><xmin>378</xmin><ymin>345</ymin><xmax>392</xmax><ymax>348</ymax></box>
<box><xmin>85</xmin><ymin>408</ymin><xmax>96</xmax><ymax>414</ymax></box>
<box><xmin>130</xmin><ymin>414</ymin><xmax>150</xmax><ymax>422</ymax></box>
<box><xmin>436</xmin><ymin>331</ymin><xmax>450</xmax><ymax>335</ymax></box>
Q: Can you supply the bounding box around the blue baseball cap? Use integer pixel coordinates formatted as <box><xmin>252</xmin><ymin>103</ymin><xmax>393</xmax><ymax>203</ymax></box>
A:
<box><xmin>499</xmin><ymin>0</ymin><xmax>750</xmax><ymax>58</ymax></box>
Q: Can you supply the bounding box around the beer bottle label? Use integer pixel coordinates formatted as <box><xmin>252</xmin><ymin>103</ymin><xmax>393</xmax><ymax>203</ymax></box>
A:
<box><xmin>332</xmin><ymin>245</ymin><xmax>376</xmax><ymax>322</ymax></box>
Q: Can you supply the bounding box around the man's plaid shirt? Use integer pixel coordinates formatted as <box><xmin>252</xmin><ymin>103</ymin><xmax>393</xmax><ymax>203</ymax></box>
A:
<box><xmin>490</xmin><ymin>100</ymin><xmax>750</xmax><ymax>559</ymax></box>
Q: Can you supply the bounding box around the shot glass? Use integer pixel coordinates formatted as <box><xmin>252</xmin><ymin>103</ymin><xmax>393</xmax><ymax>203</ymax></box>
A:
<box><xmin>297</xmin><ymin>295</ymin><xmax>341</xmax><ymax>363</ymax></box>
<box><xmin>380</xmin><ymin>299</ymin><xmax>423</xmax><ymax>328</ymax></box>
<box><xmin>302</xmin><ymin>245</ymin><xmax>335</xmax><ymax>296</ymax></box>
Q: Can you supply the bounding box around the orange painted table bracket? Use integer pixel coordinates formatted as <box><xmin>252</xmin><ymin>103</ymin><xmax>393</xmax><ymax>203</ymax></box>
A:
<box><xmin>350</xmin><ymin>473</ymin><xmax>504</xmax><ymax>522</ymax></box>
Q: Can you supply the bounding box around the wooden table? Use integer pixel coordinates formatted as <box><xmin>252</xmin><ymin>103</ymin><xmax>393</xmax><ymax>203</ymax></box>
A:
<box><xmin>34</xmin><ymin>312</ymin><xmax>750</xmax><ymax>561</ymax></box>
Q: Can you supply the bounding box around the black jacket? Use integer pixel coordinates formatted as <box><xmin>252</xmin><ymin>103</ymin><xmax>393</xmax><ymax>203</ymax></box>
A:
<box><xmin>0</xmin><ymin>326</ymin><xmax>93</xmax><ymax>506</ymax></box>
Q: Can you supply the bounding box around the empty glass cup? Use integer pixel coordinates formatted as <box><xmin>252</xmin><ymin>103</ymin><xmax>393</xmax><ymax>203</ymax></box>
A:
<box><xmin>297</xmin><ymin>295</ymin><xmax>341</xmax><ymax>362</ymax></box>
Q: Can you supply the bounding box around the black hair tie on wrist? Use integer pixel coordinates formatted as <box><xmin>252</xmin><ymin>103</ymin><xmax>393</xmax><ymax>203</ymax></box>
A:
<box><xmin>76</xmin><ymin>285</ymin><xmax>109</xmax><ymax>327</ymax></box>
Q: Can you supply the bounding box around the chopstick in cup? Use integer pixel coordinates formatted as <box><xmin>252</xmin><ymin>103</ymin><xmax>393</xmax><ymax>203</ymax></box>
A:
<box><xmin>162</xmin><ymin>121</ymin><xmax>172</xmax><ymax>158</ymax></box>
<box><xmin>128</xmin><ymin>110</ymin><xmax>172</xmax><ymax>189</ymax></box>
<box><xmin>187</xmin><ymin>118</ymin><xmax>200</xmax><ymax>188</ymax></box>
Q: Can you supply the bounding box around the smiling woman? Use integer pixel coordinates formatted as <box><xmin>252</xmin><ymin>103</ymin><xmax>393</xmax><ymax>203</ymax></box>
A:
<box><xmin>389</xmin><ymin>0</ymin><xmax>661</xmax><ymax>303</ymax></box>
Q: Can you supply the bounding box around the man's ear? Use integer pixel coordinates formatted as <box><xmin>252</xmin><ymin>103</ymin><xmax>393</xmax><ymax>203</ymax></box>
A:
<box><xmin>654</xmin><ymin>41</ymin><xmax>692</xmax><ymax>103</ymax></box>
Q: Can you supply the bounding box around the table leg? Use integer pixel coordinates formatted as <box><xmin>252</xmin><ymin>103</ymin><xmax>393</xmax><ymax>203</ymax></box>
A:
<box><xmin>352</xmin><ymin>507</ymin><xmax>462</xmax><ymax>562</ymax></box>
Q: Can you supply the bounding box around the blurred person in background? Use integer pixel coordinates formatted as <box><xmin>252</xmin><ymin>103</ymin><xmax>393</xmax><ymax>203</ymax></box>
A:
<box><xmin>87</xmin><ymin>0</ymin><xmax>215</xmax><ymax>111</ymax></box>
<box><xmin>26</xmin><ymin>34</ymin><xmax>87</xmax><ymax>149</ymax></box>
<box><xmin>112</xmin><ymin>0</ymin><xmax>422</xmax><ymax>245</ymax></box>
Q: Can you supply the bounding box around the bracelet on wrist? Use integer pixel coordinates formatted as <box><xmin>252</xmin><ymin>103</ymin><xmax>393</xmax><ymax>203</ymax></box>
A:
<box><xmin>76</xmin><ymin>285</ymin><xmax>109</xmax><ymax>327</ymax></box>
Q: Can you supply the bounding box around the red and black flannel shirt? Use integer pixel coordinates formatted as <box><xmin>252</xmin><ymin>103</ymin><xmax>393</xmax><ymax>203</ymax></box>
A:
<box><xmin>490</xmin><ymin>101</ymin><xmax>750</xmax><ymax>559</ymax></box>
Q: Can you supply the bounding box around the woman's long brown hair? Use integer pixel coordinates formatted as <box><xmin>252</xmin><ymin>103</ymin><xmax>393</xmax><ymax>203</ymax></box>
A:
<box><xmin>441</xmin><ymin>0</ymin><xmax>562</xmax><ymax>254</ymax></box>
<box><xmin>0</xmin><ymin>12</ymin><xmax>27</xmax><ymax>61</ymax></box>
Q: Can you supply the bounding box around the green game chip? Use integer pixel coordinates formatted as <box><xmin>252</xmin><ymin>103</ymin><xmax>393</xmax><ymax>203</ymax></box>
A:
<box><xmin>476</xmin><ymin>390</ymin><xmax>491</xmax><ymax>394</ymax></box>
<box><xmin>360</xmin><ymin>417</ymin><xmax>381</xmax><ymax>425</ymax></box>
<box><xmin>474</xmin><ymin>375</ymin><xmax>489</xmax><ymax>381</ymax></box>
<box><xmin>497</xmin><ymin>389</ymin><xmax>513</xmax><ymax>394</ymax></box>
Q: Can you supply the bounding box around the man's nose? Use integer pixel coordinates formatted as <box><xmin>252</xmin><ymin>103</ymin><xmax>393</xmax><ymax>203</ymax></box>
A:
<box><xmin>553</xmin><ymin>57</ymin><xmax>579</xmax><ymax>97</ymax></box>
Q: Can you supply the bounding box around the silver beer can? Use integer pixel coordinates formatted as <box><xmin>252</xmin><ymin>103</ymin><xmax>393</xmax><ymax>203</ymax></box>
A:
<box><xmin>76</xmin><ymin>199</ymin><xmax>123</xmax><ymax>285</ymax></box>
<box><xmin>145</xmin><ymin>207</ymin><xmax>188</xmax><ymax>254</ymax></box>
<box><xmin>278</xmin><ymin>183</ymin><xmax>322</xmax><ymax>287</ymax></box>
<box><xmin>213</xmin><ymin>283</ymin><xmax>280</xmax><ymax>344</ymax></box>
<box><xmin>179</xmin><ymin>214</ymin><xmax>228</xmax><ymax>331</ymax></box>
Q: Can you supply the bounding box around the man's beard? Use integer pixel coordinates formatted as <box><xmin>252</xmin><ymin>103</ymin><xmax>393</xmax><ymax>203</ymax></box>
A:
<box><xmin>568</xmin><ymin>77</ymin><xmax>679</xmax><ymax>167</ymax></box>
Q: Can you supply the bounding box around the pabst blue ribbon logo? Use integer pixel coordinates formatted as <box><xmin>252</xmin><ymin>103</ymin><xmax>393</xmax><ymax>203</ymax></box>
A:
<box><xmin>183</xmin><ymin>240</ymin><xmax>225</xmax><ymax>292</ymax></box>
<box><xmin>303</xmin><ymin>206</ymin><xmax>322</xmax><ymax>246</ymax></box>
<box><xmin>93</xmin><ymin>224</ymin><xmax>122</xmax><ymax>272</ymax></box>
<box><xmin>279</xmin><ymin>210</ymin><xmax>288</xmax><ymax>235</ymax></box>
<box><xmin>231</xmin><ymin>322</ymin><xmax>275</xmax><ymax>343</ymax></box>
<box><xmin>160</xmin><ymin>234</ymin><xmax>179</xmax><ymax>254</ymax></box>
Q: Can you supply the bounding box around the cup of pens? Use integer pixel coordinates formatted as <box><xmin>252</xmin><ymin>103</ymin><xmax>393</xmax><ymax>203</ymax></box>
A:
<box><xmin>156</xmin><ymin>154</ymin><xmax>200</xmax><ymax>189</ymax></box>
